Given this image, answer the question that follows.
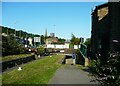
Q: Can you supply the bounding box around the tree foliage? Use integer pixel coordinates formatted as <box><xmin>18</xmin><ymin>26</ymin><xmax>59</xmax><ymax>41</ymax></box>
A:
<box><xmin>41</xmin><ymin>35</ymin><xmax>45</xmax><ymax>45</ymax></box>
<box><xmin>1</xmin><ymin>26</ymin><xmax>47</xmax><ymax>46</ymax></box>
<box><xmin>84</xmin><ymin>38</ymin><xmax>91</xmax><ymax>46</ymax></box>
<box><xmin>2</xmin><ymin>26</ymin><xmax>15</xmax><ymax>35</ymax></box>
<box><xmin>37</xmin><ymin>45</ymin><xmax>45</xmax><ymax>55</ymax></box>
<box><xmin>57</xmin><ymin>38</ymin><xmax>65</xmax><ymax>44</ymax></box>
<box><xmin>70</xmin><ymin>34</ymin><xmax>80</xmax><ymax>45</ymax></box>
<box><xmin>2</xmin><ymin>26</ymin><xmax>37</xmax><ymax>39</ymax></box>
<box><xmin>89</xmin><ymin>52</ymin><xmax>120</xmax><ymax>86</ymax></box>
<box><xmin>2</xmin><ymin>35</ymin><xmax>27</xmax><ymax>56</ymax></box>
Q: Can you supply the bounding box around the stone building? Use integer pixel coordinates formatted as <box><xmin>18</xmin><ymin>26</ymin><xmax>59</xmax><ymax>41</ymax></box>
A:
<box><xmin>91</xmin><ymin>2</ymin><xmax>120</xmax><ymax>58</ymax></box>
<box><xmin>46</xmin><ymin>37</ymin><xmax>58</xmax><ymax>44</ymax></box>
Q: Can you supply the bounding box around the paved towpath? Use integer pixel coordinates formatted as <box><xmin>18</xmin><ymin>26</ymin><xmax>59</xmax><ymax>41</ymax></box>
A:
<box><xmin>48</xmin><ymin>65</ymin><xmax>100</xmax><ymax>85</ymax></box>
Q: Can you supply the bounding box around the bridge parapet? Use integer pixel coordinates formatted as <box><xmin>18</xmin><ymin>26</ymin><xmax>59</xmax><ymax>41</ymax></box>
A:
<box><xmin>77</xmin><ymin>44</ymin><xmax>89</xmax><ymax>66</ymax></box>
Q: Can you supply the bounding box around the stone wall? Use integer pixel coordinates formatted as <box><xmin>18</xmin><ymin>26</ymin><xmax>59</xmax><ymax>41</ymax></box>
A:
<box><xmin>109</xmin><ymin>2</ymin><xmax>120</xmax><ymax>52</ymax></box>
<box><xmin>1</xmin><ymin>55</ymin><xmax>35</xmax><ymax>72</ymax></box>
<box><xmin>91</xmin><ymin>2</ymin><xmax>120</xmax><ymax>58</ymax></box>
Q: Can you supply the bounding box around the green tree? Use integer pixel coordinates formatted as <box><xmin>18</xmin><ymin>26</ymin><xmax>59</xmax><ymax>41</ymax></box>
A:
<box><xmin>2</xmin><ymin>26</ymin><xmax>15</xmax><ymax>35</ymax></box>
<box><xmin>84</xmin><ymin>38</ymin><xmax>91</xmax><ymax>47</ymax></box>
<box><xmin>37</xmin><ymin>45</ymin><xmax>45</xmax><ymax>55</ymax></box>
<box><xmin>70</xmin><ymin>33</ymin><xmax>75</xmax><ymax>45</ymax></box>
<box><xmin>2</xmin><ymin>26</ymin><xmax>7</xmax><ymax>34</ymax></box>
<box><xmin>58</xmin><ymin>38</ymin><xmax>66</xmax><ymax>44</ymax></box>
<box><xmin>40</xmin><ymin>35</ymin><xmax>45</xmax><ymax>45</ymax></box>
<box><xmin>70</xmin><ymin>33</ymin><xmax>80</xmax><ymax>45</ymax></box>
<box><xmin>2</xmin><ymin>35</ymin><xmax>26</xmax><ymax>56</ymax></box>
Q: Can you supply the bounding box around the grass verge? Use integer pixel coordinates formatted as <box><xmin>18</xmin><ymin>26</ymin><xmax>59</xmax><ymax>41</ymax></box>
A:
<box><xmin>2</xmin><ymin>54</ymin><xmax>64</xmax><ymax>84</ymax></box>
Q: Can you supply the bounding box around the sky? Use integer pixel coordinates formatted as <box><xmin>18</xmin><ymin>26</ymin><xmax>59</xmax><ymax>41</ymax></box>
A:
<box><xmin>2</xmin><ymin>1</ymin><xmax>107</xmax><ymax>39</ymax></box>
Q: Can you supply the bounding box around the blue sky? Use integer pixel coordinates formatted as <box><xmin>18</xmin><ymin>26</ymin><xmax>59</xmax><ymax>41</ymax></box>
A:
<box><xmin>2</xmin><ymin>2</ymin><xmax>107</xmax><ymax>39</ymax></box>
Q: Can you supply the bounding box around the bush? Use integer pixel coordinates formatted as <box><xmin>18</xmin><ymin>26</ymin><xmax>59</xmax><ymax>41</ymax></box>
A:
<box><xmin>37</xmin><ymin>45</ymin><xmax>45</xmax><ymax>55</ymax></box>
<box><xmin>89</xmin><ymin>52</ymin><xmax>120</xmax><ymax>86</ymax></box>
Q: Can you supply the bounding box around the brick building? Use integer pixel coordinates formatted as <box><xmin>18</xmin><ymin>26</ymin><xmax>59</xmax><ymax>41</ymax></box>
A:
<box><xmin>91</xmin><ymin>2</ymin><xmax>120</xmax><ymax>58</ymax></box>
<box><xmin>46</xmin><ymin>37</ymin><xmax>58</xmax><ymax>44</ymax></box>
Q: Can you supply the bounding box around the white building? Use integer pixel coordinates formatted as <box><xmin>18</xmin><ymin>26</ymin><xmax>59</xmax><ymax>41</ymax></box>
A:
<box><xmin>28</xmin><ymin>37</ymin><xmax>33</xmax><ymax>46</ymax></box>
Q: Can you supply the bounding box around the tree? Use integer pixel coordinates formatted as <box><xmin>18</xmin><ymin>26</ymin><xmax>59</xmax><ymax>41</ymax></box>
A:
<box><xmin>37</xmin><ymin>45</ymin><xmax>45</xmax><ymax>55</ymax></box>
<box><xmin>2</xmin><ymin>35</ymin><xmax>27</xmax><ymax>56</ymax></box>
<box><xmin>2</xmin><ymin>26</ymin><xmax>15</xmax><ymax>35</ymax></box>
<box><xmin>41</xmin><ymin>35</ymin><xmax>45</xmax><ymax>45</ymax></box>
<box><xmin>70</xmin><ymin>33</ymin><xmax>75</xmax><ymax>45</ymax></box>
<box><xmin>70</xmin><ymin>33</ymin><xmax>80</xmax><ymax>45</ymax></box>
<box><xmin>84</xmin><ymin>38</ymin><xmax>91</xmax><ymax>57</ymax></box>
<box><xmin>84</xmin><ymin>38</ymin><xmax>91</xmax><ymax>47</ymax></box>
<box><xmin>2</xmin><ymin>26</ymin><xmax>7</xmax><ymax>34</ymax></box>
<box><xmin>58</xmin><ymin>38</ymin><xmax>66</xmax><ymax>44</ymax></box>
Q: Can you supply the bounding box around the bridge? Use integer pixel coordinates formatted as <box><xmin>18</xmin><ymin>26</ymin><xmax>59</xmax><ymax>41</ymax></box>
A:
<box><xmin>51</xmin><ymin>44</ymin><xmax>88</xmax><ymax>66</ymax></box>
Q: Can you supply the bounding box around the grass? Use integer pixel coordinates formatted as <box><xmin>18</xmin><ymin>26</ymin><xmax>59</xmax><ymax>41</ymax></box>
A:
<box><xmin>0</xmin><ymin>54</ymin><xmax>32</xmax><ymax>61</ymax></box>
<box><xmin>2</xmin><ymin>54</ymin><xmax>64</xmax><ymax>84</ymax></box>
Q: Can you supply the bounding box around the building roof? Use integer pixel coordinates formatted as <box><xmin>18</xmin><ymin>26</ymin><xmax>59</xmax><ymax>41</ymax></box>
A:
<box><xmin>46</xmin><ymin>37</ymin><xmax>58</xmax><ymax>40</ymax></box>
<box><xmin>46</xmin><ymin>37</ymin><xmax>58</xmax><ymax>44</ymax></box>
<box><xmin>96</xmin><ymin>2</ymin><xmax>108</xmax><ymax>9</ymax></box>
